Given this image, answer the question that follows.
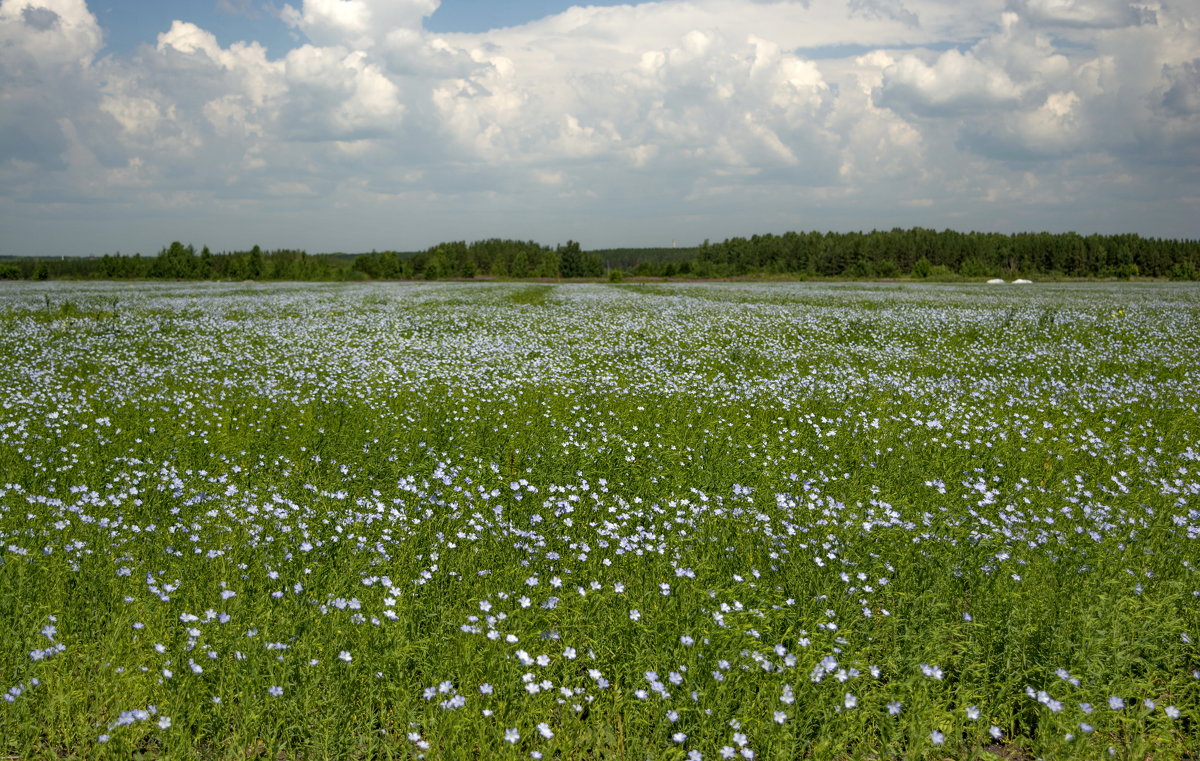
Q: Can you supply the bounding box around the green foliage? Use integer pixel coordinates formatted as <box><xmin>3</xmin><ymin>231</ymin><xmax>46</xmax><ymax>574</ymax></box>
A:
<box><xmin>913</xmin><ymin>256</ymin><xmax>932</xmax><ymax>279</ymax></box>
<box><xmin>1170</xmin><ymin>261</ymin><xmax>1198</xmax><ymax>281</ymax></box>
<box><xmin>958</xmin><ymin>256</ymin><xmax>992</xmax><ymax>278</ymax></box>
<box><xmin>926</xmin><ymin>264</ymin><xmax>957</xmax><ymax>281</ymax></box>
<box><xmin>558</xmin><ymin>240</ymin><xmax>604</xmax><ymax>278</ymax></box>
<box><xmin>693</xmin><ymin>228</ymin><xmax>1199</xmax><ymax>280</ymax></box>
<box><xmin>7</xmin><ymin>229</ymin><xmax>1200</xmax><ymax>282</ymax></box>
<box><xmin>424</xmin><ymin>249</ymin><xmax>451</xmax><ymax>280</ymax></box>
<box><xmin>0</xmin><ymin>281</ymin><xmax>1198</xmax><ymax>759</ymax></box>
<box><xmin>506</xmin><ymin>284</ymin><xmax>552</xmax><ymax>305</ymax></box>
<box><xmin>512</xmin><ymin>250</ymin><xmax>530</xmax><ymax>278</ymax></box>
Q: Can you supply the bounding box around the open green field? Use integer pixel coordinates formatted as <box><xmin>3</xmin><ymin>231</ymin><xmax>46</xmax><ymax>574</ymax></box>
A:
<box><xmin>1</xmin><ymin>281</ymin><xmax>1198</xmax><ymax>760</ymax></box>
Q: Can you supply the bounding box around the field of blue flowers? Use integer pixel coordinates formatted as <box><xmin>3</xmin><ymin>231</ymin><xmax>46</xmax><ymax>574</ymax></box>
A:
<box><xmin>1</xmin><ymin>281</ymin><xmax>1197</xmax><ymax>760</ymax></box>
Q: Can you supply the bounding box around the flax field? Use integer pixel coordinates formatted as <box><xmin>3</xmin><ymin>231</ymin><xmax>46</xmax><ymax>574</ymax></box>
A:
<box><xmin>1</xmin><ymin>281</ymin><xmax>1198</xmax><ymax>760</ymax></box>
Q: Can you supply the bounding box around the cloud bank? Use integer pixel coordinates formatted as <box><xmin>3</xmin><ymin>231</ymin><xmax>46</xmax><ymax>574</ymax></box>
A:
<box><xmin>1</xmin><ymin>0</ymin><xmax>1197</xmax><ymax>254</ymax></box>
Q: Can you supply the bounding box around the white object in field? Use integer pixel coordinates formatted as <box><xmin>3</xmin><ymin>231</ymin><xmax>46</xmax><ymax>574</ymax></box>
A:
<box><xmin>1012</xmin><ymin>278</ymin><xmax>1032</xmax><ymax>283</ymax></box>
<box><xmin>987</xmin><ymin>278</ymin><xmax>1006</xmax><ymax>284</ymax></box>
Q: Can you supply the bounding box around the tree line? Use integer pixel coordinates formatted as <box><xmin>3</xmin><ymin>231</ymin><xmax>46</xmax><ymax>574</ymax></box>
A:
<box><xmin>1</xmin><ymin>228</ymin><xmax>1197</xmax><ymax>281</ymax></box>
<box><xmin>350</xmin><ymin>239</ymin><xmax>603</xmax><ymax>280</ymax></box>
<box><xmin>0</xmin><ymin>240</ymin><xmax>603</xmax><ymax>281</ymax></box>
<box><xmin>0</xmin><ymin>244</ymin><xmax>352</xmax><ymax>281</ymax></box>
<box><xmin>685</xmin><ymin>229</ymin><xmax>1198</xmax><ymax>280</ymax></box>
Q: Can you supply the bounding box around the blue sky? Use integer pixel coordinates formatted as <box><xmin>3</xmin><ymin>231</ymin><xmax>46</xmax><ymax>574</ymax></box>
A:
<box><xmin>93</xmin><ymin>1</ymin><xmax>297</xmax><ymax>55</ymax></box>
<box><xmin>95</xmin><ymin>1</ymin><xmax>639</xmax><ymax>55</ymax></box>
<box><xmin>1</xmin><ymin>0</ymin><xmax>1197</xmax><ymax>256</ymax></box>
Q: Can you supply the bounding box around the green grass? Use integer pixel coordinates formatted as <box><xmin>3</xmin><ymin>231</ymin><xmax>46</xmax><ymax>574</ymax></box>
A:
<box><xmin>507</xmin><ymin>284</ymin><xmax>554</xmax><ymax>306</ymax></box>
<box><xmin>0</xmin><ymin>280</ymin><xmax>1197</xmax><ymax>760</ymax></box>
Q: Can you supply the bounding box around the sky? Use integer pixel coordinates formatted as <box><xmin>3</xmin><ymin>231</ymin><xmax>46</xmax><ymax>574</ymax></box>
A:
<box><xmin>1</xmin><ymin>0</ymin><xmax>1197</xmax><ymax>256</ymax></box>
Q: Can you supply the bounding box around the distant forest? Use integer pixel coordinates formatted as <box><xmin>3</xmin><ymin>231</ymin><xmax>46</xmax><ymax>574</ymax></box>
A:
<box><xmin>3</xmin><ymin>229</ymin><xmax>1198</xmax><ymax>281</ymax></box>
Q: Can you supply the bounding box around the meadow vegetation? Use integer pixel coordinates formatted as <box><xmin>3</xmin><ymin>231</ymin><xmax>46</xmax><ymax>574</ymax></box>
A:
<box><xmin>0</xmin><ymin>280</ymin><xmax>1197</xmax><ymax>760</ymax></box>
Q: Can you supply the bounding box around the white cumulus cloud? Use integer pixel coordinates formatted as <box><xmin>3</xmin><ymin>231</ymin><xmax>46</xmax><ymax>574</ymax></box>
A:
<box><xmin>0</xmin><ymin>0</ymin><xmax>1197</xmax><ymax>255</ymax></box>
